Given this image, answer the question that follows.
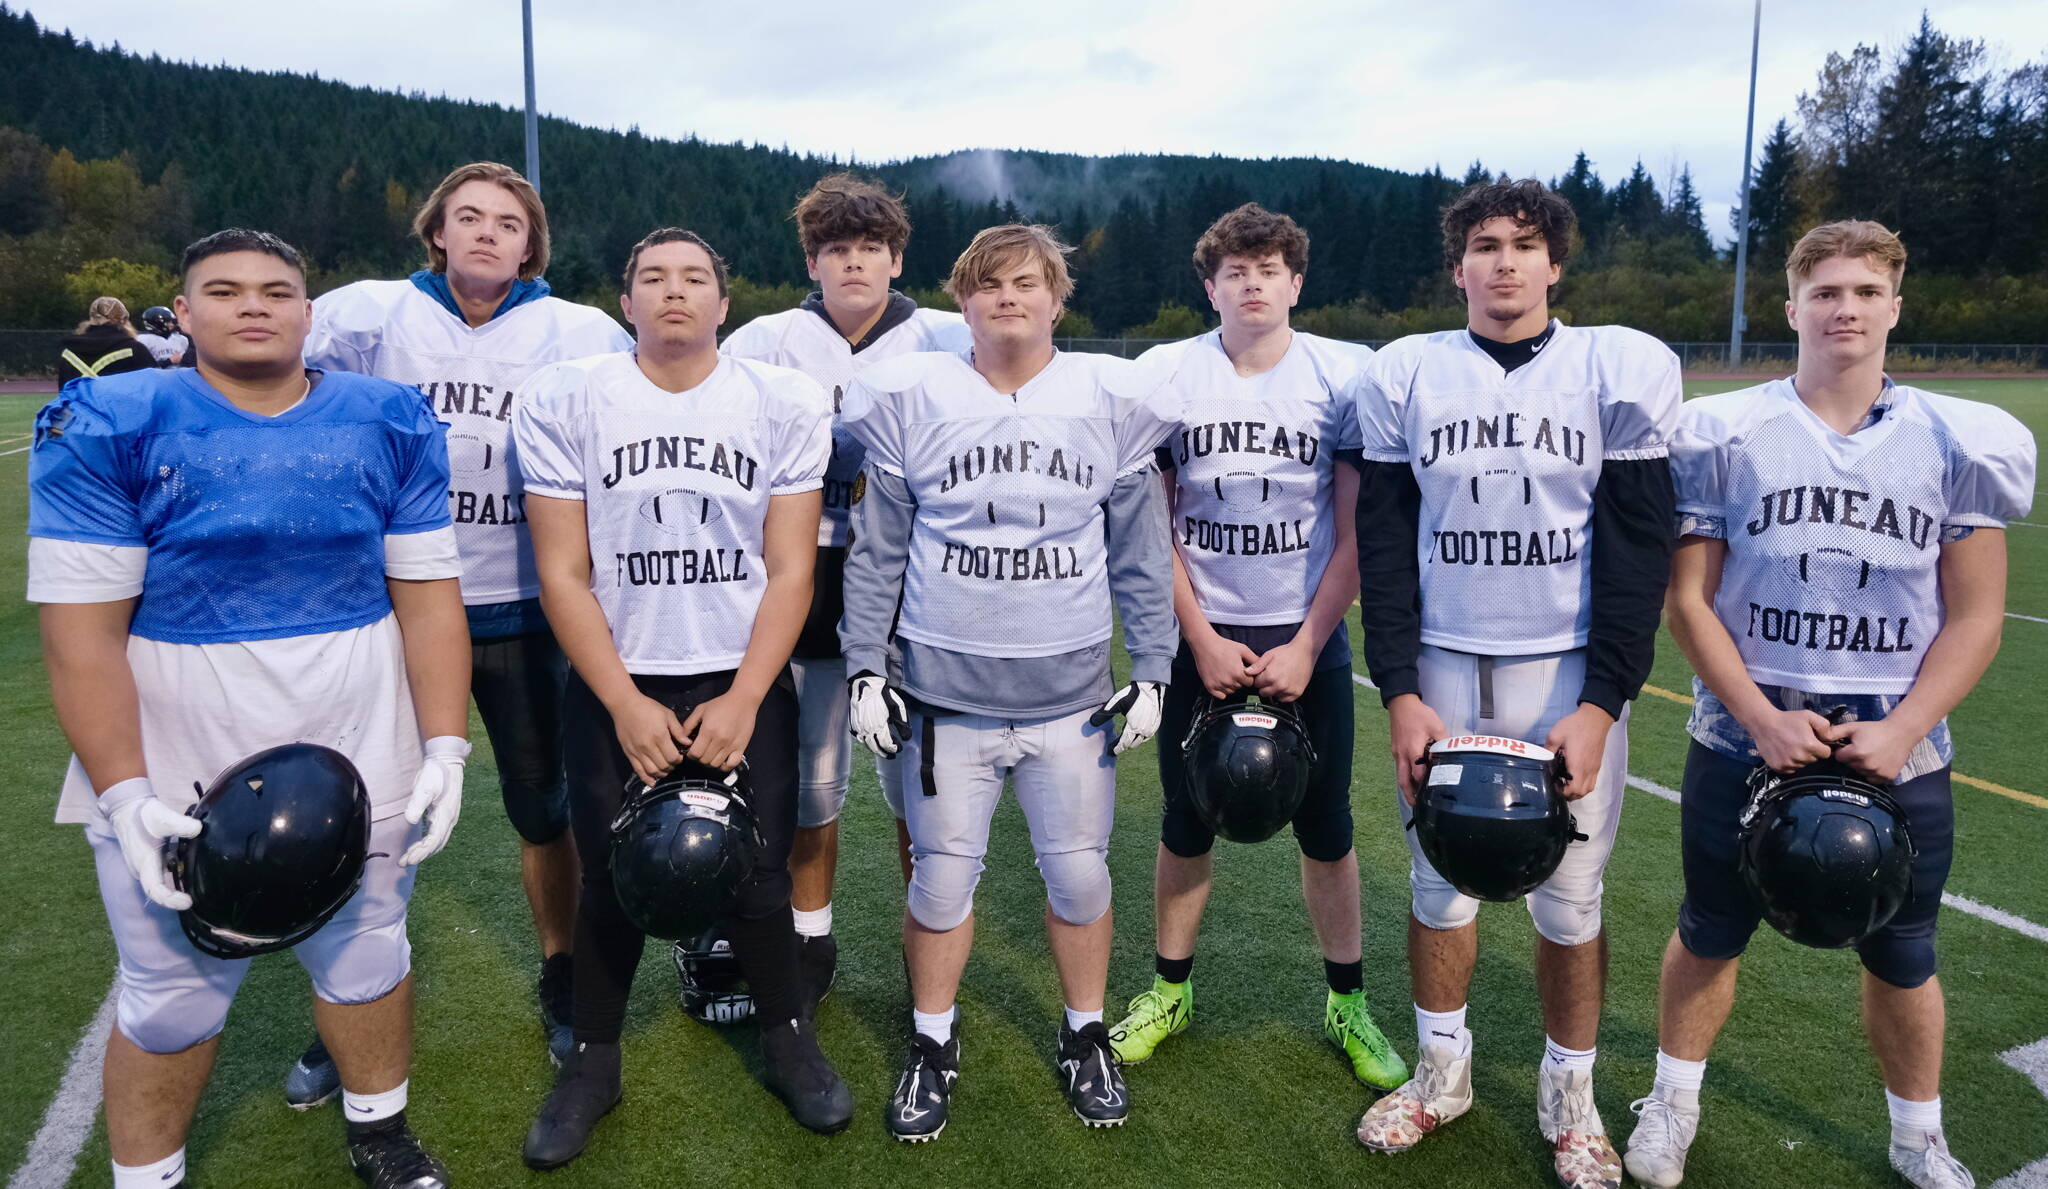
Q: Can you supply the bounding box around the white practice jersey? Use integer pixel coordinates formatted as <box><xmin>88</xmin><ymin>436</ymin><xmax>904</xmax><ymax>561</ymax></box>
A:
<box><xmin>1142</xmin><ymin>330</ymin><xmax>1367</xmax><ymax>626</ymax></box>
<box><xmin>1353</xmin><ymin>321</ymin><xmax>1681</xmax><ymax>655</ymax></box>
<box><xmin>512</xmin><ymin>353</ymin><xmax>831</xmax><ymax>675</ymax></box>
<box><xmin>841</xmin><ymin>349</ymin><xmax>1177</xmax><ymax>658</ymax></box>
<box><xmin>308</xmin><ymin>280</ymin><xmax>634</xmax><ymax>605</ymax></box>
<box><xmin>721</xmin><ymin>304</ymin><xmax>969</xmax><ymax>546</ymax></box>
<box><xmin>1673</xmin><ymin>378</ymin><xmax>2034</xmax><ymax>694</ymax></box>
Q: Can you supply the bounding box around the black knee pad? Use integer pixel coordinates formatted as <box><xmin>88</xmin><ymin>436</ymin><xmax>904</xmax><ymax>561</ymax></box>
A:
<box><xmin>1857</xmin><ymin>929</ymin><xmax>1938</xmax><ymax>988</ymax></box>
<box><xmin>1160</xmin><ymin>803</ymin><xmax>1217</xmax><ymax>858</ymax></box>
<box><xmin>1292</xmin><ymin>812</ymin><xmax>1354</xmax><ymax>864</ymax></box>
<box><xmin>502</xmin><ymin>777</ymin><xmax>571</xmax><ymax>845</ymax></box>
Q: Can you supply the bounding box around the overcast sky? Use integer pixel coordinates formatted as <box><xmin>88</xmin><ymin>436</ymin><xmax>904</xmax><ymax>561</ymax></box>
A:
<box><xmin>29</xmin><ymin>1</ymin><xmax>2048</xmax><ymax>241</ymax></box>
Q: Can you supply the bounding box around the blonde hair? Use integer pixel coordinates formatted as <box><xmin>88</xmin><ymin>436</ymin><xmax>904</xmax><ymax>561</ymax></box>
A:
<box><xmin>1786</xmin><ymin>220</ymin><xmax>1906</xmax><ymax>293</ymax></box>
<box><xmin>413</xmin><ymin>161</ymin><xmax>551</xmax><ymax>279</ymax></box>
<box><xmin>945</xmin><ymin>224</ymin><xmax>1075</xmax><ymax>306</ymax></box>
<box><xmin>77</xmin><ymin>296</ymin><xmax>132</xmax><ymax>334</ymax></box>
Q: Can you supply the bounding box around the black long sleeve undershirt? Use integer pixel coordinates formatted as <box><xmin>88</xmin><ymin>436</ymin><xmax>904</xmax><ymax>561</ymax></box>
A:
<box><xmin>1355</xmin><ymin>459</ymin><xmax>1425</xmax><ymax>705</ymax></box>
<box><xmin>1580</xmin><ymin>455</ymin><xmax>1676</xmax><ymax>717</ymax></box>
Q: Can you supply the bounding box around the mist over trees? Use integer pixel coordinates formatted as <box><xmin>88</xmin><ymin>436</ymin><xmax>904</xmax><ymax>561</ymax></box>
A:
<box><xmin>2</xmin><ymin>5</ymin><xmax>2043</xmax><ymax>342</ymax></box>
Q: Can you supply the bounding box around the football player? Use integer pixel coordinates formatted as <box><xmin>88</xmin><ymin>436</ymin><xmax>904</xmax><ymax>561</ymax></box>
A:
<box><xmin>1622</xmin><ymin>221</ymin><xmax>2034</xmax><ymax>1189</ymax></box>
<box><xmin>1351</xmin><ymin>179</ymin><xmax>1681</xmax><ymax>1189</ymax></box>
<box><xmin>839</xmin><ymin>224</ymin><xmax>1179</xmax><ymax>1140</ymax></box>
<box><xmin>1107</xmin><ymin>204</ymin><xmax>1405</xmax><ymax>1088</ymax></box>
<box><xmin>28</xmin><ymin>229</ymin><xmax>469</xmax><ymax>1189</ymax></box>
<box><xmin>514</xmin><ymin>228</ymin><xmax>851</xmax><ymax>1168</ymax></box>
<box><xmin>303</xmin><ymin>162</ymin><xmax>633</xmax><ymax>1084</ymax></box>
<box><xmin>716</xmin><ymin>172</ymin><xmax>970</xmax><ymax>1008</ymax></box>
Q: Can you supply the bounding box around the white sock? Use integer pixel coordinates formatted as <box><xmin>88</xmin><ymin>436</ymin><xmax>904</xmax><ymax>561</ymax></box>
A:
<box><xmin>112</xmin><ymin>1149</ymin><xmax>186</xmax><ymax>1189</ymax></box>
<box><xmin>1415</xmin><ymin>1003</ymin><xmax>1471</xmax><ymax>1054</ymax></box>
<box><xmin>913</xmin><ymin>1006</ymin><xmax>956</xmax><ymax>1046</ymax></box>
<box><xmin>1543</xmin><ymin>1036</ymin><xmax>1598</xmax><ymax>1076</ymax></box>
<box><xmin>1886</xmin><ymin>1089</ymin><xmax>1942</xmax><ymax>1145</ymax></box>
<box><xmin>342</xmin><ymin>1079</ymin><xmax>408</xmax><ymax>1124</ymax></box>
<box><xmin>1653</xmin><ymin>1049</ymin><xmax>1706</xmax><ymax>1101</ymax></box>
<box><xmin>792</xmin><ymin>903</ymin><xmax>833</xmax><ymax>938</ymax></box>
<box><xmin>1064</xmin><ymin>1005</ymin><xmax>1103</xmax><ymax>1032</ymax></box>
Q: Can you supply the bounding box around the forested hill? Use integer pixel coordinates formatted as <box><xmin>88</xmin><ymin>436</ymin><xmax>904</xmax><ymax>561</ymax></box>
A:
<box><xmin>4</xmin><ymin>4</ymin><xmax>2045</xmax><ymax>343</ymax></box>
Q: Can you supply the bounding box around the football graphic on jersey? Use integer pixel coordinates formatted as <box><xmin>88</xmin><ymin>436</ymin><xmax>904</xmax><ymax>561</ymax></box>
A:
<box><xmin>1213</xmin><ymin>470</ymin><xmax>1275</xmax><ymax>513</ymax></box>
<box><xmin>1790</xmin><ymin>545</ymin><xmax>1878</xmax><ymax>592</ymax></box>
<box><xmin>445</xmin><ymin>431</ymin><xmax>497</xmax><ymax>475</ymax></box>
<box><xmin>639</xmin><ymin>488</ymin><xmax>724</xmax><ymax>535</ymax></box>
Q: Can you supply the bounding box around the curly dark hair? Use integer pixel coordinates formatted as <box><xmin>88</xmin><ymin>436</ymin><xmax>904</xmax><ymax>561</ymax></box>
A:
<box><xmin>1191</xmin><ymin>203</ymin><xmax>1310</xmax><ymax>279</ymax></box>
<box><xmin>1439</xmin><ymin>179</ymin><xmax>1577</xmax><ymax>272</ymax></box>
<box><xmin>793</xmin><ymin>172</ymin><xmax>912</xmax><ymax>259</ymax></box>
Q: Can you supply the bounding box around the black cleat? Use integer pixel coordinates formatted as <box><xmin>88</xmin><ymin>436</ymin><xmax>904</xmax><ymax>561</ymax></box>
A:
<box><xmin>346</xmin><ymin>1114</ymin><xmax>450</xmax><ymax>1188</ymax></box>
<box><xmin>284</xmin><ymin>1036</ymin><xmax>340</xmax><ymax>1110</ymax></box>
<box><xmin>886</xmin><ymin>1026</ymin><xmax>959</xmax><ymax>1143</ymax></box>
<box><xmin>537</xmin><ymin>953</ymin><xmax>574</xmax><ymax>1066</ymax></box>
<box><xmin>760</xmin><ymin>1016</ymin><xmax>853</xmax><ymax>1134</ymax></box>
<box><xmin>1058</xmin><ymin>1022</ymin><xmax>1129</xmax><ymax>1128</ymax></box>
<box><xmin>798</xmin><ymin>933</ymin><xmax>838</xmax><ymax>1015</ymax></box>
<box><xmin>523</xmin><ymin>1041</ymin><xmax>622</xmax><ymax>1170</ymax></box>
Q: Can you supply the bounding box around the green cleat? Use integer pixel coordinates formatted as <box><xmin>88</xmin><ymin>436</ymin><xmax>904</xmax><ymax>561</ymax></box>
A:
<box><xmin>1107</xmin><ymin>976</ymin><xmax>1193</xmax><ymax>1065</ymax></box>
<box><xmin>1325</xmin><ymin>989</ymin><xmax>1409</xmax><ymax>1090</ymax></box>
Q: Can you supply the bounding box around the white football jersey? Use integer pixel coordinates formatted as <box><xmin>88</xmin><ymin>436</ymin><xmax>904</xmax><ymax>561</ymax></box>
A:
<box><xmin>842</xmin><ymin>349</ymin><xmax>1177</xmax><ymax>658</ymax></box>
<box><xmin>1673</xmin><ymin>379</ymin><xmax>2034</xmax><ymax>694</ymax></box>
<box><xmin>307</xmin><ymin>280</ymin><xmax>634</xmax><ymax>605</ymax></box>
<box><xmin>512</xmin><ymin>353</ymin><xmax>832</xmax><ymax>676</ymax></box>
<box><xmin>721</xmin><ymin>304</ymin><xmax>969</xmax><ymax>547</ymax></box>
<box><xmin>1353</xmin><ymin>322</ymin><xmax>1681</xmax><ymax>655</ymax></box>
<box><xmin>1142</xmin><ymin>330</ymin><xmax>1367</xmax><ymax>626</ymax></box>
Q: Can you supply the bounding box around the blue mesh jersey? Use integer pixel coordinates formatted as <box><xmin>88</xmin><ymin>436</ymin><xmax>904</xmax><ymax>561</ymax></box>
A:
<box><xmin>27</xmin><ymin>367</ymin><xmax>452</xmax><ymax>644</ymax></box>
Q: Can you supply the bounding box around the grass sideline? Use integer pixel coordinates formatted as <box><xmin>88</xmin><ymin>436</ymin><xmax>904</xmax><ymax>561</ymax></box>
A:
<box><xmin>0</xmin><ymin>379</ymin><xmax>2041</xmax><ymax>1188</ymax></box>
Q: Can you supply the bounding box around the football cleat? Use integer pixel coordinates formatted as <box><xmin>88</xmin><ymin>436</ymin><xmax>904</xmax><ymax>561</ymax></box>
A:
<box><xmin>1324</xmin><ymin>989</ymin><xmax>1409</xmax><ymax>1089</ymax></box>
<box><xmin>1623</xmin><ymin>1088</ymin><xmax>1699</xmax><ymax>1187</ymax></box>
<box><xmin>538</xmin><ymin>952</ymin><xmax>574</xmax><ymax>1066</ymax></box>
<box><xmin>1057</xmin><ymin>1022</ymin><xmax>1130</xmax><ymax>1128</ymax></box>
<box><xmin>1890</xmin><ymin>1131</ymin><xmax>1976</xmax><ymax>1188</ymax></box>
<box><xmin>887</xmin><ymin>1028</ymin><xmax>960</xmax><ymax>1143</ymax></box>
<box><xmin>1539</xmin><ymin>1064</ymin><xmax>1622</xmax><ymax>1189</ymax></box>
<box><xmin>1356</xmin><ymin>1038</ymin><xmax>1472</xmax><ymax>1153</ymax></box>
<box><xmin>799</xmin><ymin>932</ymin><xmax>838</xmax><ymax>1015</ymax></box>
<box><xmin>1107</xmin><ymin>976</ymin><xmax>1192</xmax><ymax>1065</ymax></box>
<box><xmin>760</xmin><ymin>1016</ymin><xmax>853</xmax><ymax>1134</ymax></box>
<box><xmin>345</xmin><ymin>1117</ymin><xmax>450</xmax><ymax>1189</ymax></box>
<box><xmin>523</xmin><ymin>1041</ymin><xmax>623</xmax><ymax>1171</ymax></box>
<box><xmin>284</xmin><ymin>1036</ymin><xmax>340</xmax><ymax>1110</ymax></box>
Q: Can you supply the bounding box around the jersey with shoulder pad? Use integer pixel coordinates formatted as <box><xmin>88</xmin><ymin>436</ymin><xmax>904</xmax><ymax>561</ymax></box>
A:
<box><xmin>1143</xmin><ymin>330</ymin><xmax>1367</xmax><ymax>626</ymax></box>
<box><xmin>27</xmin><ymin>367</ymin><xmax>451</xmax><ymax>645</ymax></box>
<box><xmin>840</xmin><ymin>348</ymin><xmax>1178</xmax><ymax>658</ymax></box>
<box><xmin>1351</xmin><ymin>321</ymin><xmax>1681</xmax><ymax>655</ymax></box>
<box><xmin>307</xmin><ymin>279</ymin><xmax>634</xmax><ymax>605</ymax></box>
<box><xmin>1672</xmin><ymin>378</ymin><xmax>2034</xmax><ymax>694</ymax></box>
<box><xmin>511</xmin><ymin>353</ymin><xmax>831</xmax><ymax>675</ymax></box>
<box><xmin>721</xmin><ymin>306</ymin><xmax>969</xmax><ymax>546</ymax></box>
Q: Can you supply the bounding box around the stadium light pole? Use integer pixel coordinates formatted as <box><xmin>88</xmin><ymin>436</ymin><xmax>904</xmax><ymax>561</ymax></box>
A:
<box><xmin>522</xmin><ymin>0</ymin><xmax>541</xmax><ymax>191</ymax></box>
<box><xmin>1728</xmin><ymin>0</ymin><xmax>1761</xmax><ymax>368</ymax></box>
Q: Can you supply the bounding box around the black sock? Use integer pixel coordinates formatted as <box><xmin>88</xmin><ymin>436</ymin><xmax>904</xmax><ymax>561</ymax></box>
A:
<box><xmin>727</xmin><ymin>903</ymin><xmax>803</xmax><ymax>1024</ymax></box>
<box><xmin>345</xmin><ymin>1108</ymin><xmax>407</xmax><ymax>1141</ymax></box>
<box><xmin>1324</xmin><ymin>959</ymin><xmax>1363</xmax><ymax>995</ymax></box>
<box><xmin>1156</xmin><ymin>953</ymin><xmax>1193</xmax><ymax>984</ymax></box>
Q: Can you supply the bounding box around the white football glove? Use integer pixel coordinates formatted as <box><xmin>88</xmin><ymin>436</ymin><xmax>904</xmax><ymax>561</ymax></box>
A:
<box><xmin>1090</xmin><ymin>681</ymin><xmax>1167</xmax><ymax>755</ymax></box>
<box><xmin>848</xmin><ymin>671</ymin><xmax>911</xmax><ymax>759</ymax></box>
<box><xmin>401</xmin><ymin>736</ymin><xmax>470</xmax><ymax>867</ymax></box>
<box><xmin>101</xmin><ymin>776</ymin><xmax>202</xmax><ymax>910</ymax></box>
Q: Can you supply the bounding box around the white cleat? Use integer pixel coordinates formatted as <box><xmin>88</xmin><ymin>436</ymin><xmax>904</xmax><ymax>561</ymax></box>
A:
<box><xmin>1622</xmin><ymin>1089</ymin><xmax>1700</xmax><ymax>1188</ymax></box>
<box><xmin>1538</xmin><ymin>1063</ymin><xmax>1621</xmax><ymax>1189</ymax></box>
<box><xmin>1890</xmin><ymin>1131</ymin><xmax>1976</xmax><ymax>1189</ymax></box>
<box><xmin>1355</xmin><ymin>1039</ymin><xmax>1473</xmax><ymax>1153</ymax></box>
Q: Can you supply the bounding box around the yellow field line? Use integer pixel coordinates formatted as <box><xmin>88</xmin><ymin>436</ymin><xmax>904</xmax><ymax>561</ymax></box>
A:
<box><xmin>1638</xmin><ymin>682</ymin><xmax>2046</xmax><ymax>809</ymax></box>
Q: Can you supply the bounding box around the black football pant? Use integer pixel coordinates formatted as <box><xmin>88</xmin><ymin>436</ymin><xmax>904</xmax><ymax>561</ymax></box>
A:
<box><xmin>470</xmin><ymin>629</ymin><xmax>570</xmax><ymax>845</ymax></box>
<box><xmin>561</xmin><ymin>668</ymin><xmax>802</xmax><ymax>1043</ymax></box>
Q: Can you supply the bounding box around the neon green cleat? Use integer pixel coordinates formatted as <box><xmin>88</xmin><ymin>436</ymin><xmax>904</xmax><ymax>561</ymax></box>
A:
<box><xmin>1107</xmin><ymin>976</ymin><xmax>1193</xmax><ymax>1065</ymax></box>
<box><xmin>1326</xmin><ymin>989</ymin><xmax>1409</xmax><ymax>1089</ymax></box>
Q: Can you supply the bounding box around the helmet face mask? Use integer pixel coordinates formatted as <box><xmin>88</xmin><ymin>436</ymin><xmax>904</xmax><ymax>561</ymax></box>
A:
<box><xmin>609</xmin><ymin>763</ymin><xmax>761</xmax><ymax>941</ymax></box>
<box><xmin>1410</xmin><ymin>734</ymin><xmax>1579</xmax><ymax>902</ymax></box>
<box><xmin>1737</xmin><ymin>758</ymin><xmax>1917</xmax><ymax>949</ymax></box>
<box><xmin>672</xmin><ymin>927</ymin><xmax>754</xmax><ymax>1024</ymax></box>
<box><xmin>1179</xmin><ymin>695</ymin><xmax>1317</xmax><ymax>844</ymax></box>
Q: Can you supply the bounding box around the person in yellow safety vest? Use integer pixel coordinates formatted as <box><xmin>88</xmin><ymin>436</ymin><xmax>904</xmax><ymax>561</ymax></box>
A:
<box><xmin>57</xmin><ymin>297</ymin><xmax>156</xmax><ymax>386</ymax></box>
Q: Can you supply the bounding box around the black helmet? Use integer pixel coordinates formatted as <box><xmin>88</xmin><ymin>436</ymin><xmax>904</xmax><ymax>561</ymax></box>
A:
<box><xmin>165</xmin><ymin>743</ymin><xmax>372</xmax><ymax>959</ymax></box>
<box><xmin>1410</xmin><ymin>734</ymin><xmax>1580</xmax><ymax>902</ymax></box>
<box><xmin>609</xmin><ymin>764</ymin><xmax>759</xmax><ymax>941</ymax></box>
<box><xmin>140</xmin><ymin>306</ymin><xmax>177</xmax><ymax>336</ymax></box>
<box><xmin>1180</xmin><ymin>696</ymin><xmax>1317</xmax><ymax>844</ymax></box>
<box><xmin>671</xmin><ymin>928</ymin><xmax>754</xmax><ymax>1024</ymax></box>
<box><xmin>1737</xmin><ymin>759</ymin><xmax>1916</xmax><ymax>949</ymax></box>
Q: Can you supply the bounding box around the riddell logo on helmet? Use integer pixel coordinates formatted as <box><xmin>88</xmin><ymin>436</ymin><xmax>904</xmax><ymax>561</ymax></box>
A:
<box><xmin>1818</xmin><ymin>788</ymin><xmax>1872</xmax><ymax>806</ymax></box>
<box><xmin>1431</xmin><ymin>734</ymin><xmax>1557</xmax><ymax>761</ymax></box>
<box><xmin>1232</xmin><ymin>712</ymin><xmax>1279</xmax><ymax>729</ymax></box>
<box><xmin>678</xmin><ymin>789</ymin><xmax>732</xmax><ymax>812</ymax></box>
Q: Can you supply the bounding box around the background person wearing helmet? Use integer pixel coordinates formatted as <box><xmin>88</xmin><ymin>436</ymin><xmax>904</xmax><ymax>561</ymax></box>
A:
<box><xmin>135</xmin><ymin>305</ymin><xmax>189</xmax><ymax>365</ymax></box>
<box><xmin>1622</xmin><ymin>220</ymin><xmax>2036</xmax><ymax>1189</ymax></box>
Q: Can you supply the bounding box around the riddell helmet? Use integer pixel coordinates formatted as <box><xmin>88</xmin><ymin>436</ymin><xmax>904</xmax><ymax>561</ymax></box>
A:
<box><xmin>140</xmin><ymin>306</ymin><xmax>177</xmax><ymax>337</ymax></box>
<box><xmin>1410</xmin><ymin>735</ymin><xmax>1580</xmax><ymax>902</ymax></box>
<box><xmin>1737</xmin><ymin>758</ymin><xmax>1916</xmax><ymax>949</ymax></box>
<box><xmin>609</xmin><ymin>764</ymin><xmax>760</xmax><ymax>941</ymax></box>
<box><xmin>671</xmin><ymin>928</ymin><xmax>754</xmax><ymax>1024</ymax></box>
<box><xmin>165</xmin><ymin>743</ymin><xmax>372</xmax><ymax>959</ymax></box>
<box><xmin>1180</xmin><ymin>697</ymin><xmax>1318</xmax><ymax>844</ymax></box>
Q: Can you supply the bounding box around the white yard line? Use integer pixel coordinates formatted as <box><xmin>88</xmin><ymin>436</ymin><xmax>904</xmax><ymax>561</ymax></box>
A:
<box><xmin>0</xmin><ymin>444</ymin><xmax>31</xmax><ymax>458</ymax></box>
<box><xmin>2009</xmin><ymin>613</ymin><xmax>2048</xmax><ymax>625</ymax></box>
<box><xmin>7</xmin><ymin>983</ymin><xmax>117</xmax><ymax>1189</ymax></box>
